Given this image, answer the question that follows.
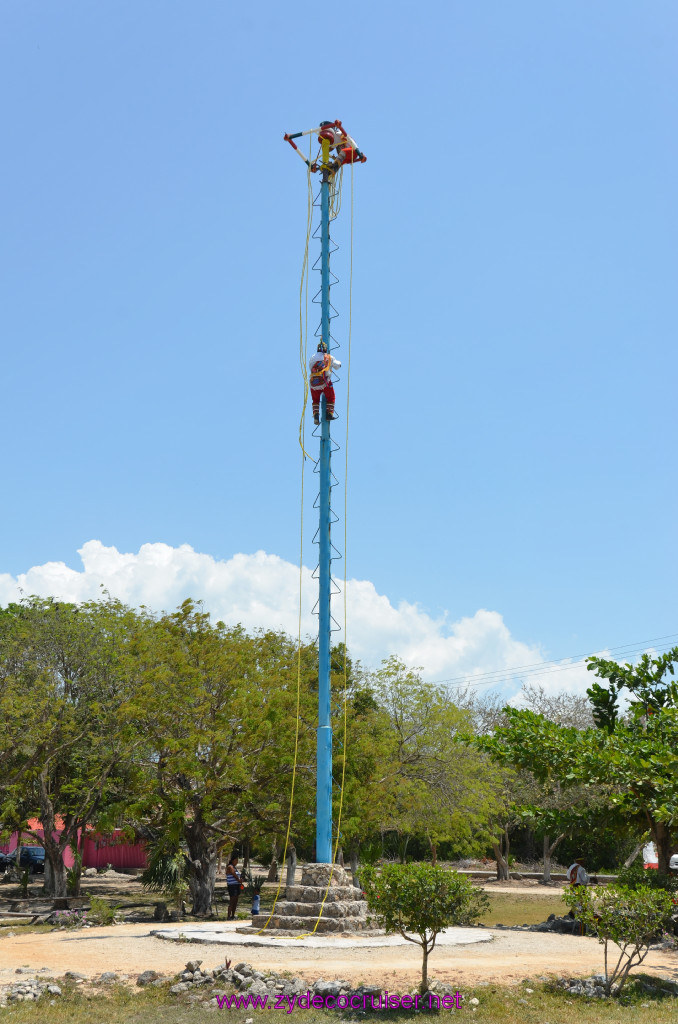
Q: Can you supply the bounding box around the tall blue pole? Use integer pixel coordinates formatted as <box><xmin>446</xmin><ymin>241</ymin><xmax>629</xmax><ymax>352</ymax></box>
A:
<box><xmin>316</xmin><ymin>140</ymin><xmax>333</xmax><ymax>864</ymax></box>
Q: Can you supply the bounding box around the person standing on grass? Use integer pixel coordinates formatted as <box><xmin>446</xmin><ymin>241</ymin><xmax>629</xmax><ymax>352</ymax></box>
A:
<box><xmin>226</xmin><ymin>855</ymin><xmax>243</xmax><ymax>920</ymax></box>
<box><xmin>567</xmin><ymin>856</ymin><xmax>591</xmax><ymax>887</ymax></box>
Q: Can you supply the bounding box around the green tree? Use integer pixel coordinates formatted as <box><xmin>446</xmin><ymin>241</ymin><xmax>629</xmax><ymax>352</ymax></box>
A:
<box><xmin>563</xmin><ymin>884</ymin><xmax>675</xmax><ymax>996</ymax></box>
<box><xmin>361</xmin><ymin>863</ymin><xmax>488</xmax><ymax>992</ymax></box>
<box><xmin>478</xmin><ymin>650</ymin><xmax>678</xmax><ymax>875</ymax></box>
<box><xmin>129</xmin><ymin>601</ymin><xmax>318</xmax><ymax>915</ymax></box>
<box><xmin>0</xmin><ymin>598</ymin><xmax>146</xmax><ymax>897</ymax></box>
<box><xmin>370</xmin><ymin>658</ymin><xmax>503</xmax><ymax>865</ymax></box>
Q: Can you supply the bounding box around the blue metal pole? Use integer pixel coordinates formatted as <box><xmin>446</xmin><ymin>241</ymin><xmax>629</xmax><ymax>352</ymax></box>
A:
<box><xmin>316</xmin><ymin>145</ymin><xmax>333</xmax><ymax>864</ymax></box>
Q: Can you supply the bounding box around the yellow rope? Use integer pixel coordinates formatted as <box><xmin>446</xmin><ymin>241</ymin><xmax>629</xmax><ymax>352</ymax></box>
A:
<box><xmin>297</xmin><ymin>142</ymin><xmax>316</xmax><ymax>464</ymax></box>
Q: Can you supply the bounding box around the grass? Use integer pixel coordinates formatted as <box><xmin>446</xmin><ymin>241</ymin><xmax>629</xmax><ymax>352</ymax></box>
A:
<box><xmin>0</xmin><ymin>977</ymin><xmax>677</xmax><ymax>1024</ymax></box>
<box><xmin>478</xmin><ymin>890</ymin><xmax>566</xmax><ymax>928</ymax></box>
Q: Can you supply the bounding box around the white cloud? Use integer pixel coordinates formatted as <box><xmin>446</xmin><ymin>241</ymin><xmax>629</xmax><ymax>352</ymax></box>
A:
<box><xmin>0</xmin><ymin>540</ymin><xmax>593</xmax><ymax>698</ymax></box>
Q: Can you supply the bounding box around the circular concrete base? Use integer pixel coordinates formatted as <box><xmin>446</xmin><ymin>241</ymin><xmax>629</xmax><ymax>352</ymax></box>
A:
<box><xmin>151</xmin><ymin>921</ymin><xmax>494</xmax><ymax>950</ymax></box>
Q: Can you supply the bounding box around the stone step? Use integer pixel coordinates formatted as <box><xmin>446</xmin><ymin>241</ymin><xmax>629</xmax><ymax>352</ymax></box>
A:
<box><xmin>236</xmin><ymin>924</ymin><xmax>383</xmax><ymax>937</ymax></box>
<box><xmin>246</xmin><ymin>913</ymin><xmax>378</xmax><ymax>934</ymax></box>
<box><xmin>277</xmin><ymin>900</ymin><xmax>366</xmax><ymax>919</ymax></box>
<box><xmin>286</xmin><ymin>885</ymin><xmax>362</xmax><ymax>903</ymax></box>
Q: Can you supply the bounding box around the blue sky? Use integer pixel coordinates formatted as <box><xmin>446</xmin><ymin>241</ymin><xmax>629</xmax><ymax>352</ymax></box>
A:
<box><xmin>1</xmin><ymin>1</ymin><xmax>676</xmax><ymax>689</ymax></box>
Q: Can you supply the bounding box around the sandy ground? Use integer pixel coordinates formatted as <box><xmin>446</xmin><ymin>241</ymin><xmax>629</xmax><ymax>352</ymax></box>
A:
<box><xmin>1</xmin><ymin>922</ymin><xmax>677</xmax><ymax>989</ymax></box>
<box><xmin>1</xmin><ymin>876</ymin><xmax>676</xmax><ymax>990</ymax></box>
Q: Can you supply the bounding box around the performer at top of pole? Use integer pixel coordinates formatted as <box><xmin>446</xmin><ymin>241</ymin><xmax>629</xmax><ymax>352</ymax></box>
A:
<box><xmin>284</xmin><ymin>119</ymin><xmax>366</xmax><ymax>173</ymax></box>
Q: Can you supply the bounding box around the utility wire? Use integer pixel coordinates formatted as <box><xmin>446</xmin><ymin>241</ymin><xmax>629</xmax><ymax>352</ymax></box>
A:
<box><xmin>426</xmin><ymin>632</ymin><xmax>678</xmax><ymax>690</ymax></box>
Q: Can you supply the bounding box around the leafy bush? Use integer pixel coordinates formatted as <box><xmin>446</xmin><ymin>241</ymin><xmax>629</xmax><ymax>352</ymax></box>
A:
<box><xmin>617</xmin><ymin>858</ymin><xmax>678</xmax><ymax>896</ymax></box>
<box><xmin>241</xmin><ymin>869</ymin><xmax>266</xmax><ymax>896</ymax></box>
<box><xmin>361</xmin><ymin>863</ymin><xmax>489</xmax><ymax>992</ymax></box>
<box><xmin>563</xmin><ymin>883</ymin><xmax>676</xmax><ymax>996</ymax></box>
<box><xmin>87</xmin><ymin>896</ymin><xmax>119</xmax><ymax>925</ymax></box>
<box><xmin>141</xmin><ymin>847</ymin><xmax>186</xmax><ymax>892</ymax></box>
<box><xmin>66</xmin><ymin>853</ymin><xmax>82</xmax><ymax>896</ymax></box>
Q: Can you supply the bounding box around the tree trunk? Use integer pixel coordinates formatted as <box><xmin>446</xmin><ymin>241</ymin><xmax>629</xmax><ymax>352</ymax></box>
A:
<box><xmin>286</xmin><ymin>845</ymin><xmax>297</xmax><ymax>888</ymax></box>
<box><xmin>541</xmin><ymin>832</ymin><xmax>566</xmax><ymax>884</ymax></box>
<box><xmin>349</xmin><ymin>844</ymin><xmax>360</xmax><ymax>888</ymax></box>
<box><xmin>242</xmin><ymin>839</ymin><xmax>250</xmax><ymax>872</ymax></box>
<box><xmin>623</xmin><ymin>842</ymin><xmax>643</xmax><ymax>869</ymax></box>
<box><xmin>337</xmin><ymin>847</ymin><xmax>344</xmax><ymax>868</ymax></box>
<box><xmin>420</xmin><ymin>944</ymin><xmax>429</xmax><ymax>994</ymax></box>
<box><xmin>38</xmin><ymin>773</ymin><xmax>69</xmax><ymax>898</ymax></box>
<box><xmin>185</xmin><ymin>824</ymin><xmax>218</xmax><ymax>917</ymax></box>
<box><xmin>267</xmin><ymin>838</ymin><xmax>278</xmax><ymax>882</ymax></box>
<box><xmin>492</xmin><ymin>841</ymin><xmax>509</xmax><ymax>881</ymax></box>
<box><xmin>653</xmin><ymin>821</ymin><xmax>673</xmax><ymax>875</ymax></box>
<box><xmin>542</xmin><ymin>834</ymin><xmax>552</xmax><ymax>883</ymax></box>
<box><xmin>429</xmin><ymin>839</ymin><xmax>437</xmax><ymax>866</ymax></box>
<box><xmin>43</xmin><ymin>844</ymin><xmax>68</xmax><ymax>898</ymax></box>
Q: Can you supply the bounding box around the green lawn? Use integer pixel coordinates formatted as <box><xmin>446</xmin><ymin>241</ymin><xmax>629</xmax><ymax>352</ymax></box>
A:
<box><xmin>478</xmin><ymin>890</ymin><xmax>567</xmax><ymax>927</ymax></box>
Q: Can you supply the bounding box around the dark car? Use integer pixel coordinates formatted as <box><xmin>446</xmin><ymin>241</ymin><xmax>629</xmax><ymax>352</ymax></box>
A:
<box><xmin>3</xmin><ymin>847</ymin><xmax>46</xmax><ymax>873</ymax></box>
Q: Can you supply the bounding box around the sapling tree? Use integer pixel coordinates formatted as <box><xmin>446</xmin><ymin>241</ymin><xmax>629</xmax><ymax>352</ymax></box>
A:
<box><xmin>563</xmin><ymin>884</ymin><xmax>675</xmax><ymax>996</ymax></box>
<box><xmin>360</xmin><ymin>863</ymin><xmax>488</xmax><ymax>992</ymax></box>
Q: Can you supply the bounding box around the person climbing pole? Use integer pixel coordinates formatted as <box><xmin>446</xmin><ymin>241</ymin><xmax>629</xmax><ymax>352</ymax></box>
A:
<box><xmin>309</xmin><ymin>340</ymin><xmax>341</xmax><ymax>426</ymax></box>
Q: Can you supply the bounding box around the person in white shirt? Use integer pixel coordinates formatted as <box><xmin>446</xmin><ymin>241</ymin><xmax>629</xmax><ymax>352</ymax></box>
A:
<box><xmin>567</xmin><ymin>857</ymin><xmax>590</xmax><ymax>887</ymax></box>
<box><xmin>309</xmin><ymin>340</ymin><xmax>341</xmax><ymax>426</ymax></box>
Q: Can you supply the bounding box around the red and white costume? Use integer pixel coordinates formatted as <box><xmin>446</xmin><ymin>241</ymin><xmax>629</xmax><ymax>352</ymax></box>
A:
<box><xmin>309</xmin><ymin>349</ymin><xmax>341</xmax><ymax>423</ymax></box>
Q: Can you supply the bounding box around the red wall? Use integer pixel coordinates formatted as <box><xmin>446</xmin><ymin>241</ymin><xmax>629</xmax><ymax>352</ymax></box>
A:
<box><xmin>1</xmin><ymin>828</ymin><xmax>147</xmax><ymax>871</ymax></box>
<box><xmin>82</xmin><ymin>831</ymin><xmax>147</xmax><ymax>870</ymax></box>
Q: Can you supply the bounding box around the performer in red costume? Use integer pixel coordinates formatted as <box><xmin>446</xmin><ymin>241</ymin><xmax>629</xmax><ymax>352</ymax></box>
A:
<box><xmin>309</xmin><ymin>340</ymin><xmax>341</xmax><ymax>425</ymax></box>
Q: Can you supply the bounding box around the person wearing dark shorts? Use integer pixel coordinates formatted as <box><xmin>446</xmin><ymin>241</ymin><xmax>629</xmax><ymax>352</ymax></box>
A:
<box><xmin>226</xmin><ymin>855</ymin><xmax>242</xmax><ymax>920</ymax></box>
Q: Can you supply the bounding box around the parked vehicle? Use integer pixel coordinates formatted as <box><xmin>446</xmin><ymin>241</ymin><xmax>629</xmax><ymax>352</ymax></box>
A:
<box><xmin>3</xmin><ymin>847</ymin><xmax>46</xmax><ymax>874</ymax></box>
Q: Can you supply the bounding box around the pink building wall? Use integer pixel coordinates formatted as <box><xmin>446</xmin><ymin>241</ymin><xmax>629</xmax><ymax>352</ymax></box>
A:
<box><xmin>1</xmin><ymin>825</ymin><xmax>147</xmax><ymax>870</ymax></box>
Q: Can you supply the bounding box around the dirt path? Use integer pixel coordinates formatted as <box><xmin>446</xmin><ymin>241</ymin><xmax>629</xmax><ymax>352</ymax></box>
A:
<box><xmin>1</xmin><ymin>923</ymin><xmax>677</xmax><ymax>989</ymax></box>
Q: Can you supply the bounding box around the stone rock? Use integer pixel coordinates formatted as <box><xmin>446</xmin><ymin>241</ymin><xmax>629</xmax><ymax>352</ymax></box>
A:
<box><xmin>469</xmin><ymin>997</ymin><xmax>479</xmax><ymax>1006</ymax></box>
<box><xmin>153</xmin><ymin>902</ymin><xmax>171</xmax><ymax>922</ymax></box>
<box><xmin>233</xmin><ymin>962</ymin><xmax>254</xmax><ymax>976</ymax></box>
<box><xmin>137</xmin><ymin>971</ymin><xmax>160</xmax><ymax>986</ymax></box>
<box><xmin>170</xmin><ymin>982</ymin><xmax>190</xmax><ymax>995</ymax></box>
<box><xmin>185</xmin><ymin>960</ymin><xmax>203</xmax><ymax>972</ymax></box>
<box><xmin>47</xmin><ymin>985</ymin><xmax>62</xmax><ymax>996</ymax></box>
<box><xmin>100</xmin><ymin>973</ymin><xmax>119</xmax><ymax>984</ymax></box>
<box><xmin>65</xmin><ymin>971</ymin><xmax>87</xmax><ymax>981</ymax></box>
<box><xmin>248</xmin><ymin>980</ymin><xmax>269</xmax><ymax>996</ymax></box>
<box><xmin>84</xmin><ymin>868</ymin><xmax>97</xmax><ymax>876</ymax></box>
<box><xmin>313</xmin><ymin>979</ymin><xmax>342</xmax><ymax>997</ymax></box>
<box><xmin>301</xmin><ymin>863</ymin><xmax>350</xmax><ymax>888</ymax></box>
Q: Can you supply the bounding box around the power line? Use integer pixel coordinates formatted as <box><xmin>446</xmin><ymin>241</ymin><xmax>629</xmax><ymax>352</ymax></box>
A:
<box><xmin>425</xmin><ymin>632</ymin><xmax>678</xmax><ymax>690</ymax></box>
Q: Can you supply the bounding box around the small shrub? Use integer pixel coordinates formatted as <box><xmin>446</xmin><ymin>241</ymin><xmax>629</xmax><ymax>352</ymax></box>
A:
<box><xmin>617</xmin><ymin>859</ymin><xmax>678</xmax><ymax>896</ymax></box>
<box><xmin>53</xmin><ymin>909</ymin><xmax>87</xmax><ymax>929</ymax></box>
<box><xmin>87</xmin><ymin>895</ymin><xmax>119</xmax><ymax>925</ymax></box>
<box><xmin>361</xmin><ymin>863</ymin><xmax>489</xmax><ymax>993</ymax></box>
<box><xmin>241</xmin><ymin>870</ymin><xmax>266</xmax><ymax>897</ymax></box>
<box><xmin>563</xmin><ymin>883</ymin><xmax>676</xmax><ymax>996</ymax></box>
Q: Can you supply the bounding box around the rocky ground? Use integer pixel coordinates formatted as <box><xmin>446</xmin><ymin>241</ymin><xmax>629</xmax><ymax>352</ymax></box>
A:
<box><xmin>2</xmin><ymin>956</ymin><xmax>678</xmax><ymax>1011</ymax></box>
<box><xmin>1</xmin><ymin>919</ymin><xmax>678</xmax><ymax>991</ymax></box>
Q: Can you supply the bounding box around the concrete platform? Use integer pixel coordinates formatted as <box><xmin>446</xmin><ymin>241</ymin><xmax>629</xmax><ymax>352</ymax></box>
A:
<box><xmin>151</xmin><ymin>920</ymin><xmax>494</xmax><ymax>949</ymax></box>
